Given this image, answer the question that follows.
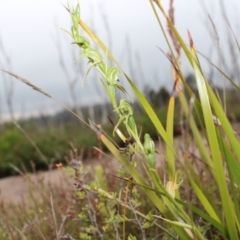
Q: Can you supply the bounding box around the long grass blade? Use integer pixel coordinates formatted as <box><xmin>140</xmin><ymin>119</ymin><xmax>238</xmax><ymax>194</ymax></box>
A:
<box><xmin>101</xmin><ymin>134</ymin><xmax>192</xmax><ymax>239</ymax></box>
<box><xmin>166</xmin><ymin>96</ymin><xmax>175</xmax><ymax>181</ymax></box>
<box><xmin>190</xmin><ymin>34</ymin><xmax>238</xmax><ymax>238</ymax></box>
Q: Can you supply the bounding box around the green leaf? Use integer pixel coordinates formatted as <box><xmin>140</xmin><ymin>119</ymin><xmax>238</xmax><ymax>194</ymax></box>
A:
<box><xmin>79</xmin><ymin>20</ymin><xmax>120</xmax><ymax>68</ymax></box>
<box><xmin>191</xmin><ymin>47</ymin><xmax>238</xmax><ymax>239</ymax></box>
<box><xmin>166</xmin><ymin>96</ymin><xmax>175</xmax><ymax>181</ymax></box>
<box><xmin>101</xmin><ymin>134</ymin><xmax>192</xmax><ymax>240</ymax></box>
<box><xmin>123</xmin><ymin>73</ymin><xmax>175</xmax><ymax>154</ymax></box>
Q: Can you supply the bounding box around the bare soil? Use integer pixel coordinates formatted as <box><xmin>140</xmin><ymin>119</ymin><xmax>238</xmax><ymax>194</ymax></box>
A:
<box><xmin>0</xmin><ymin>168</ymin><xmax>70</xmax><ymax>204</ymax></box>
<box><xmin>0</xmin><ymin>155</ymin><xmax>119</xmax><ymax>204</ymax></box>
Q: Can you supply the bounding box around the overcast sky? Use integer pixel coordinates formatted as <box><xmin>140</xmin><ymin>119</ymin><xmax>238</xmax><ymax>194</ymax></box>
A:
<box><xmin>0</xmin><ymin>0</ymin><xmax>239</xmax><ymax>120</ymax></box>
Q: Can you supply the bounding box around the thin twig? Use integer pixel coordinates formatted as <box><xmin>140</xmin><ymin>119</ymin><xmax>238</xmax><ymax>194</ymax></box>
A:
<box><xmin>86</xmin><ymin>192</ymin><xmax>104</xmax><ymax>240</ymax></box>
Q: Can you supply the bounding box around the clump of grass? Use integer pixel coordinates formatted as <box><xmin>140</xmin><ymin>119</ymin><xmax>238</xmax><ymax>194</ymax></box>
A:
<box><xmin>64</xmin><ymin>2</ymin><xmax>240</xmax><ymax>239</ymax></box>
<box><xmin>0</xmin><ymin>166</ymin><xmax>78</xmax><ymax>239</ymax></box>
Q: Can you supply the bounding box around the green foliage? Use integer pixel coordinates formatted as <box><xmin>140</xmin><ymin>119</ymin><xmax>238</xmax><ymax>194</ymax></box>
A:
<box><xmin>146</xmin><ymin>86</ymin><xmax>171</xmax><ymax>108</ymax></box>
<box><xmin>65</xmin><ymin>1</ymin><xmax>240</xmax><ymax>239</ymax></box>
<box><xmin>0</xmin><ymin>123</ymin><xmax>96</xmax><ymax>177</ymax></box>
<box><xmin>0</xmin><ymin>111</ymin><xmax>173</xmax><ymax>177</ymax></box>
<box><xmin>2</xmin><ymin>1</ymin><xmax>240</xmax><ymax>239</ymax></box>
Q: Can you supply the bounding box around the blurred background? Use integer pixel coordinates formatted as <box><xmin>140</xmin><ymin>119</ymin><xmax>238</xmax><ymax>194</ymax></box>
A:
<box><xmin>0</xmin><ymin>0</ymin><xmax>240</xmax><ymax>176</ymax></box>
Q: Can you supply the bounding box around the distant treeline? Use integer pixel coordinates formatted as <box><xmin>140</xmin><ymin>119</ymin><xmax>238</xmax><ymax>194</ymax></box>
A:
<box><xmin>0</xmin><ymin>76</ymin><xmax>240</xmax><ymax>178</ymax></box>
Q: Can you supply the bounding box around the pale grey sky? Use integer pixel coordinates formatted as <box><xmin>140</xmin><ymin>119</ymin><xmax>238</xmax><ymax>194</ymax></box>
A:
<box><xmin>0</xmin><ymin>0</ymin><xmax>239</xmax><ymax>120</ymax></box>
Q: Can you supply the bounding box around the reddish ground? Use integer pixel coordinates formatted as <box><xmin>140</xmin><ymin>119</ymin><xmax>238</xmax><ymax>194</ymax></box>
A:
<box><xmin>0</xmin><ymin>155</ymin><xmax>119</xmax><ymax>204</ymax></box>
